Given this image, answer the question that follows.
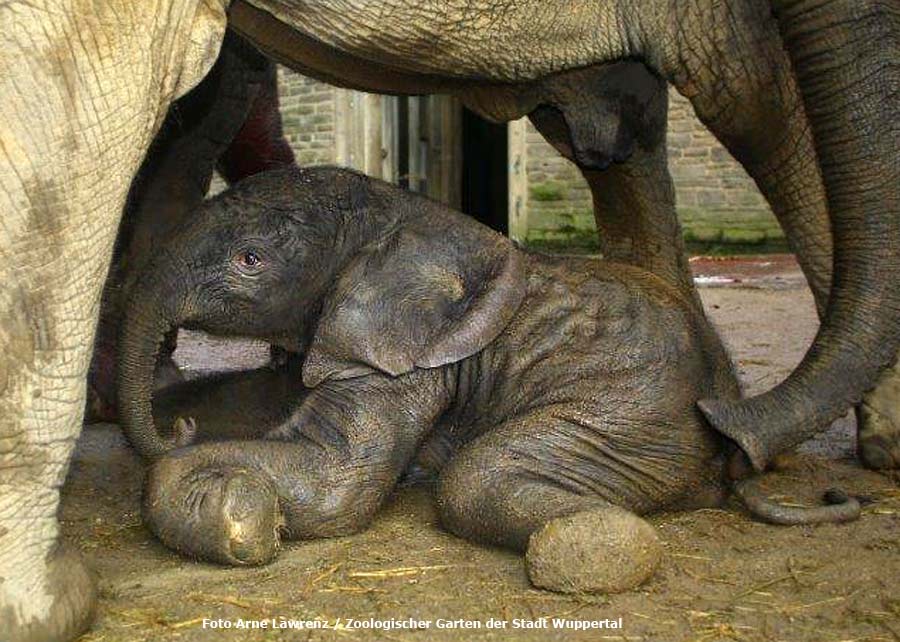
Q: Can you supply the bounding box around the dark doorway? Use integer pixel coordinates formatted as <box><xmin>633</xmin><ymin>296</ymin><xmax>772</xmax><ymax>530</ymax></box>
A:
<box><xmin>461</xmin><ymin>108</ymin><xmax>508</xmax><ymax>235</ymax></box>
<box><xmin>397</xmin><ymin>96</ymin><xmax>412</xmax><ymax>191</ymax></box>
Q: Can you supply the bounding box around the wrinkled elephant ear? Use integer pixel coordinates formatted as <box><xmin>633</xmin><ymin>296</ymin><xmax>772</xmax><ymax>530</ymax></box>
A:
<box><xmin>302</xmin><ymin>209</ymin><xmax>526</xmax><ymax>386</ymax></box>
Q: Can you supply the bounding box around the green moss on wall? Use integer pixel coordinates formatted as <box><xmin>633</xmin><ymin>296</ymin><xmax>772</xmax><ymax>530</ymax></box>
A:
<box><xmin>528</xmin><ymin>182</ymin><xmax>566</xmax><ymax>202</ymax></box>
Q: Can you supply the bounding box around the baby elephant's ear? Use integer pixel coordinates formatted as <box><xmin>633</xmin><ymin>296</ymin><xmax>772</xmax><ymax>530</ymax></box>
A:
<box><xmin>302</xmin><ymin>210</ymin><xmax>526</xmax><ymax>386</ymax></box>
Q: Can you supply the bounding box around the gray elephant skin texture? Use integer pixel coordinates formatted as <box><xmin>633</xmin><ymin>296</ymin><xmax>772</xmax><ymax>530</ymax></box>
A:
<box><xmin>3</xmin><ymin>1</ymin><xmax>899</xmax><ymax>640</ymax></box>
<box><xmin>117</xmin><ymin>165</ymin><xmax>742</xmax><ymax>592</ymax></box>
<box><xmin>87</xmin><ymin>29</ymin><xmax>295</xmax><ymax>424</ymax></box>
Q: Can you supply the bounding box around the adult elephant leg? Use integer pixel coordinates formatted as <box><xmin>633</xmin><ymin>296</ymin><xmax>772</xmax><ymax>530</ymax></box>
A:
<box><xmin>525</xmin><ymin>62</ymin><xmax>697</xmax><ymax>305</ymax></box>
<box><xmin>739</xmin><ymin>0</ymin><xmax>900</xmax><ymax>467</ymax></box>
<box><xmin>660</xmin><ymin>0</ymin><xmax>835</xmax><ymax>309</ymax></box>
<box><xmin>659</xmin><ymin>0</ymin><xmax>900</xmax><ymax>469</ymax></box>
<box><xmin>0</xmin><ymin>3</ymin><xmax>227</xmax><ymax>640</ymax></box>
<box><xmin>720</xmin><ymin>117</ymin><xmax>900</xmax><ymax>470</ymax></box>
<box><xmin>857</xmin><ymin>365</ymin><xmax>900</xmax><ymax>469</ymax></box>
<box><xmin>664</xmin><ymin>0</ymin><xmax>839</xmax><ymax>452</ymax></box>
<box><xmin>689</xmin><ymin>41</ymin><xmax>900</xmax><ymax>470</ymax></box>
<box><xmin>791</xmin><ymin>1</ymin><xmax>900</xmax><ymax>471</ymax></box>
<box><xmin>582</xmin><ymin>145</ymin><xmax>695</xmax><ymax>305</ymax></box>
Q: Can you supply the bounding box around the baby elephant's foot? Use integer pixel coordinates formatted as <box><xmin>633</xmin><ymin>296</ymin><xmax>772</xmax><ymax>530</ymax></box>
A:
<box><xmin>525</xmin><ymin>508</ymin><xmax>662</xmax><ymax>593</ymax></box>
<box><xmin>858</xmin><ymin>363</ymin><xmax>900</xmax><ymax>469</ymax></box>
<box><xmin>144</xmin><ymin>457</ymin><xmax>284</xmax><ymax>566</ymax></box>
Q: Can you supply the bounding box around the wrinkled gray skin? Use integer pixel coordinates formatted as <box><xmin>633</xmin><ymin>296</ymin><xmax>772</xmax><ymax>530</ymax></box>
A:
<box><xmin>117</xmin><ymin>167</ymin><xmax>858</xmax><ymax>592</ymax></box>
<box><xmin>2</xmin><ymin>1</ymin><xmax>898</xmax><ymax>640</ymax></box>
<box><xmin>86</xmin><ymin>29</ymin><xmax>294</xmax><ymax>423</ymax></box>
<box><xmin>230</xmin><ymin>0</ymin><xmax>900</xmax><ymax>474</ymax></box>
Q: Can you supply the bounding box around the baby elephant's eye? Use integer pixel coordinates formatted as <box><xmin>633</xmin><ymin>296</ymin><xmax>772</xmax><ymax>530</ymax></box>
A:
<box><xmin>233</xmin><ymin>249</ymin><xmax>265</xmax><ymax>274</ymax></box>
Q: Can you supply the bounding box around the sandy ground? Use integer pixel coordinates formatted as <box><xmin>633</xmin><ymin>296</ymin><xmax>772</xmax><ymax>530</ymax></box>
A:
<box><xmin>67</xmin><ymin>256</ymin><xmax>899</xmax><ymax>642</ymax></box>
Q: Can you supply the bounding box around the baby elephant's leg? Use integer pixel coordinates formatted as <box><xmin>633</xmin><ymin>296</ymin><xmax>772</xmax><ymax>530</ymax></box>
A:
<box><xmin>143</xmin><ymin>373</ymin><xmax>445</xmax><ymax>565</ymax></box>
<box><xmin>437</xmin><ymin>412</ymin><xmax>672</xmax><ymax>593</ymax></box>
<box><xmin>143</xmin><ymin>439</ymin><xmax>379</xmax><ymax>566</ymax></box>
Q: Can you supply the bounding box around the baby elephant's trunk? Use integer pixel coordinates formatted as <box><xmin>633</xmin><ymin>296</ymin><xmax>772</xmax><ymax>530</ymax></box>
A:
<box><xmin>117</xmin><ymin>267</ymin><xmax>190</xmax><ymax>459</ymax></box>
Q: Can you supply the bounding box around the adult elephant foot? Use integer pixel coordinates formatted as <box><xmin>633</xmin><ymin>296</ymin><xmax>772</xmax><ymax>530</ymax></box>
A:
<box><xmin>858</xmin><ymin>362</ymin><xmax>900</xmax><ymax>470</ymax></box>
<box><xmin>1</xmin><ymin>543</ymin><xmax>96</xmax><ymax>642</ymax></box>
<box><xmin>526</xmin><ymin>508</ymin><xmax>662</xmax><ymax>594</ymax></box>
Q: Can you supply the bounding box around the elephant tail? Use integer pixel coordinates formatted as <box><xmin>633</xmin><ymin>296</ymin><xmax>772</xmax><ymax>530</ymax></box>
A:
<box><xmin>733</xmin><ymin>478</ymin><xmax>860</xmax><ymax>525</ymax></box>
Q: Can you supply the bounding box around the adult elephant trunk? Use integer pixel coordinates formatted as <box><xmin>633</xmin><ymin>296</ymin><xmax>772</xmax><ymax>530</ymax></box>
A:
<box><xmin>117</xmin><ymin>262</ymin><xmax>192</xmax><ymax>460</ymax></box>
<box><xmin>700</xmin><ymin>0</ymin><xmax>900</xmax><ymax>470</ymax></box>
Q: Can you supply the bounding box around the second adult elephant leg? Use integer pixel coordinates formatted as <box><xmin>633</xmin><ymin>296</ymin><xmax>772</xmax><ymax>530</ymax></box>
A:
<box><xmin>656</xmin><ymin>0</ymin><xmax>900</xmax><ymax>470</ymax></box>
<box><xmin>744</xmin><ymin>123</ymin><xmax>900</xmax><ymax>470</ymax></box>
<box><xmin>582</xmin><ymin>146</ymin><xmax>695</xmax><ymax>306</ymax></box>
<box><xmin>526</xmin><ymin>63</ymin><xmax>698</xmax><ymax>306</ymax></box>
<box><xmin>667</xmin><ymin>1</ymin><xmax>899</xmax><ymax>469</ymax></box>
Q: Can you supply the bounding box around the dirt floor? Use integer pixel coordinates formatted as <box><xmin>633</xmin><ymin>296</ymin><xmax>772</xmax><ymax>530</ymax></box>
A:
<box><xmin>68</xmin><ymin>255</ymin><xmax>899</xmax><ymax>642</ymax></box>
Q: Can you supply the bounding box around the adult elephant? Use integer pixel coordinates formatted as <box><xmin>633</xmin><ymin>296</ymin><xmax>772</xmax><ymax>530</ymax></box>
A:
<box><xmin>0</xmin><ymin>1</ymin><xmax>896</xmax><ymax>640</ymax></box>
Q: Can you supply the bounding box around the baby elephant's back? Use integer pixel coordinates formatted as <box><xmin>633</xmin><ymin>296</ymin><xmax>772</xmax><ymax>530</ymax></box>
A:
<box><xmin>482</xmin><ymin>253</ymin><xmax>740</xmax><ymax>422</ymax></box>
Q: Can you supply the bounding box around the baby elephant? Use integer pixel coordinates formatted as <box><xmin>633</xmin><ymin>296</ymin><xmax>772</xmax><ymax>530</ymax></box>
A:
<box><xmin>118</xmin><ymin>166</ymin><xmax>855</xmax><ymax>593</ymax></box>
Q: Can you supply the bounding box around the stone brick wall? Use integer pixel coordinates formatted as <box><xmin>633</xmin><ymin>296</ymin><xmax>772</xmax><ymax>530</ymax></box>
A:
<box><xmin>277</xmin><ymin>68</ymin><xmax>336</xmax><ymax>166</ymax></box>
<box><xmin>666</xmin><ymin>91</ymin><xmax>781</xmax><ymax>248</ymax></box>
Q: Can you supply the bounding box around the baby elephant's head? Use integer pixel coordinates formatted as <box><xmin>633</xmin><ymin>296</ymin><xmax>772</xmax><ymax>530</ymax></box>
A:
<box><xmin>118</xmin><ymin>166</ymin><xmax>526</xmax><ymax>459</ymax></box>
<box><xmin>137</xmin><ymin>167</ymin><xmax>367</xmax><ymax>346</ymax></box>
